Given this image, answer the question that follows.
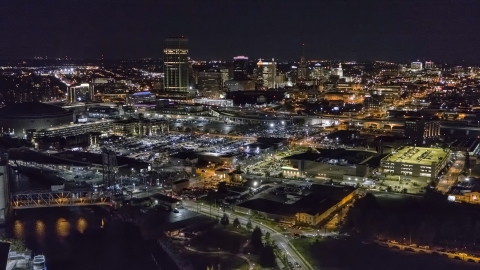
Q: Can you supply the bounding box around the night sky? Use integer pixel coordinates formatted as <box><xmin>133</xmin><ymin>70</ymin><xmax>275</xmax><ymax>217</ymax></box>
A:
<box><xmin>1</xmin><ymin>0</ymin><xmax>479</xmax><ymax>63</ymax></box>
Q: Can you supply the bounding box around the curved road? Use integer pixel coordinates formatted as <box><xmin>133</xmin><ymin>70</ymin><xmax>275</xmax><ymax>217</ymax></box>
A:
<box><xmin>185</xmin><ymin>246</ymin><xmax>254</xmax><ymax>270</ymax></box>
<box><xmin>183</xmin><ymin>201</ymin><xmax>313</xmax><ymax>270</ymax></box>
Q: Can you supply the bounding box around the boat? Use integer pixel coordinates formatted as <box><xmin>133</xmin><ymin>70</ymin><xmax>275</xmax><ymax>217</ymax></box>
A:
<box><xmin>32</xmin><ymin>255</ymin><xmax>46</xmax><ymax>270</ymax></box>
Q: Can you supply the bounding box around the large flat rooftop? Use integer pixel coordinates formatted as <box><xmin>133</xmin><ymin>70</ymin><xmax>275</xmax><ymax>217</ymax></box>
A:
<box><xmin>237</xmin><ymin>184</ymin><xmax>356</xmax><ymax>217</ymax></box>
<box><xmin>383</xmin><ymin>146</ymin><xmax>448</xmax><ymax>165</ymax></box>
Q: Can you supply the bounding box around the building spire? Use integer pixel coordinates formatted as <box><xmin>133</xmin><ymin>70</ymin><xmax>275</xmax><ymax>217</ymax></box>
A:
<box><xmin>300</xmin><ymin>43</ymin><xmax>306</xmax><ymax>64</ymax></box>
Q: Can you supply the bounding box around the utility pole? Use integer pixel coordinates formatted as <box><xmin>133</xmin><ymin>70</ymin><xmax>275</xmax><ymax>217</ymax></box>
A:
<box><xmin>409</xmin><ymin>229</ymin><xmax>412</xmax><ymax>245</ymax></box>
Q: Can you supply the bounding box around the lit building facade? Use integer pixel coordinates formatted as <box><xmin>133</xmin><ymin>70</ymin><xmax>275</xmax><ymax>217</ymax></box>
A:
<box><xmin>224</xmin><ymin>80</ymin><xmax>255</xmax><ymax>91</ymax></box>
<box><xmin>380</xmin><ymin>146</ymin><xmax>449</xmax><ymax>180</ymax></box>
<box><xmin>256</xmin><ymin>59</ymin><xmax>277</xmax><ymax>89</ymax></box>
<box><xmin>411</xmin><ymin>61</ymin><xmax>423</xmax><ymax>71</ymax></box>
<box><xmin>198</xmin><ymin>71</ymin><xmax>222</xmax><ymax>92</ymax></box>
<box><xmin>296</xmin><ymin>55</ymin><xmax>308</xmax><ymax>81</ymax></box>
<box><xmin>425</xmin><ymin>61</ymin><xmax>434</xmax><ymax>69</ymax></box>
<box><xmin>404</xmin><ymin>119</ymin><xmax>440</xmax><ymax>145</ymax></box>
<box><xmin>163</xmin><ymin>37</ymin><xmax>189</xmax><ymax>92</ymax></box>
<box><xmin>68</xmin><ymin>83</ymin><xmax>93</xmax><ymax>103</ymax></box>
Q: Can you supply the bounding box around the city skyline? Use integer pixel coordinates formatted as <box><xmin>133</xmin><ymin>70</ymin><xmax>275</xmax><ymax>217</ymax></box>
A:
<box><xmin>1</xmin><ymin>0</ymin><xmax>480</xmax><ymax>64</ymax></box>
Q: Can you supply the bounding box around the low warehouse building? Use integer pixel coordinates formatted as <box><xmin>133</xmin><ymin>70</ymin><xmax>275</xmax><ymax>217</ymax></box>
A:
<box><xmin>235</xmin><ymin>184</ymin><xmax>357</xmax><ymax>225</ymax></box>
<box><xmin>173</xmin><ymin>179</ymin><xmax>189</xmax><ymax>194</ymax></box>
<box><xmin>150</xmin><ymin>193</ymin><xmax>182</xmax><ymax>210</ymax></box>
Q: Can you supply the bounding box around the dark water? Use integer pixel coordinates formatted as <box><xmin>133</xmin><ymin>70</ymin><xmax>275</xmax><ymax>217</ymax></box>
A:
<box><xmin>6</xmin><ymin>168</ymin><xmax>177</xmax><ymax>270</ymax></box>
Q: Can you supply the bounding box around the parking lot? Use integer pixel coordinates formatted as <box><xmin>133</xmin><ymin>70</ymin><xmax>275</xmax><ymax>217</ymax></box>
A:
<box><xmin>100</xmin><ymin>134</ymin><xmax>251</xmax><ymax>165</ymax></box>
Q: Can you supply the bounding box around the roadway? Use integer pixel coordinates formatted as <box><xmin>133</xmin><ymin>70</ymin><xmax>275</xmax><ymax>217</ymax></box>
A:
<box><xmin>438</xmin><ymin>156</ymin><xmax>464</xmax><ymax>193</ymax></box>
<box><xmin>182</xmin><ymin>200</ymin><xmax>313</xmax><ymax>270</ymax></box>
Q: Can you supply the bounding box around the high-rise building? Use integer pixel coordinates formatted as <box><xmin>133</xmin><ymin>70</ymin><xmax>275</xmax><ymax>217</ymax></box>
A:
<box><xmin>219</xmin><ymin>69</ymin><xmax>230</xmax><ymax>87</ymax></box>
<box><xmin>411</xmin><ymin>62</ymin><xmax>423</xmax><ymax>71</ymax></box>
<box><xmin>297</xmin><ymin>55</ymin><xmax>308</xmax><ymax>82</ymax></box>
<box><xmin>163</xmin><ymin>37</ymin><xmax>189</xmax><ymax>92</ymax></box>
<box><xmin>331</xmin><ymin>63</ymin><xmax>343</xmax><ymax>77</ymax></box>
<box><xmin>233</xmin><ymin>56</ymin><xmax>249</xmax><ymax>80</ymax></box>
<box><xmin>425</xmin><ymin>61</ymin><xmax>434</xmax><ymax>69</ymax></box>
<box><xmin>404</xmin><ymin>119</ymin><xmax>440</xmax><ymax>145</ymax></box>
<box><xmin>198</xmin><ymin>71</ymin><xmax>223</xmax><ymax>92</ymax></box>
<box><xmin>68</xmin><ymin>83</ymin><xmax>93</xmax><ymax>103</ymax></box>
<box><xmin>297</xmin><ymin>45</ymin><xmax>308</xmax><ymax>82</ymax></box>
<box><xmin>256</xmin><ymin>59</ymin><xmax>277</xmax><ymax>89</ymax></box>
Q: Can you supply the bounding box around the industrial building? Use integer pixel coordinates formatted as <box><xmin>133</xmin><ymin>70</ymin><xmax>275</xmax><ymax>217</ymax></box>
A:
<box><xmin>150</xmin><ymin>193</ymin><xmax>182</xmax><ymax>210</ymax></box>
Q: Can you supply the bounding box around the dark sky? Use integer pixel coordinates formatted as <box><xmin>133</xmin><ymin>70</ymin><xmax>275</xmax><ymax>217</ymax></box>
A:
<box><xmin>1</xmin><ymin>0</ymin><xmax>479</xmax><ymax>63</ymax></box>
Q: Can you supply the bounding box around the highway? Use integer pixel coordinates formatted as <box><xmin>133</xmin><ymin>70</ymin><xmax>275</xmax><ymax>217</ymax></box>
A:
<box><xmin>182</xmin><ymin>200</ymin><xmax>313</xmax><ymax>270</ymax></box>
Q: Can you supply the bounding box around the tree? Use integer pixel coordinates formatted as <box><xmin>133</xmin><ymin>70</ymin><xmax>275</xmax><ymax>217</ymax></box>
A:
<box><xmin>251</xmin><ymin>226</ymin><xmax>264</xmax><ymax>251</ymax></box>
<box><xmin>259</xmin><ymin>245</ymin><xmax>276</xmax><ymax>268</ymax></box>
<box><xmin>220</xmin><ymin>213</ymin><xmax>229</xmax><ymax>226</ymax></box>
<box><xmin>246</xmin><ymin>220</ymin><xmax>253</xmax><ymax>230</ymax></box>
<box><xmin>264</xmin><ymin>231</ymin><xmax>271</xmax><ymax>242</ymax></box>
<box><xmin>1</xmin><ymin>238</ymin><xmax>26</xmax><ymax>252</ymax></box>
<box><xmin>233</xmin><ymin>218</ymin><xmax>241</xmax><ymax>228</ymax></box>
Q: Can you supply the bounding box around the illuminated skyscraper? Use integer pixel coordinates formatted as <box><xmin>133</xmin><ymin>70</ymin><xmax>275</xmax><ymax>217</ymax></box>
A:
<box><xmin>163</xmin><ymin>37</ymin><xmax>189</xmax><ymax>92</ymax></box>
<box><xmin>233</xmin><ymin>56</ymin><xmax>249</xmax><ymax>80</ymax></box>
<box><xmin>256</xmin><ymin>59</ymin><xmax>277</xmax><ymax>89</ymax></box>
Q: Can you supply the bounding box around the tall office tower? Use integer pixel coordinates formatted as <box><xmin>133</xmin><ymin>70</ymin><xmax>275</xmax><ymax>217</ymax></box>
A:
<box><xmin>233</xmin><ymin>56</ymin><xmax>249</xmax><ymax>80</ymax></box>
<box><xmin>297</xmin><ymin>45</ymin><xmax>308</xmax><ymax>81</ymax></box>
<box><xmin>425</xmin><ymin>61</ymin><xmax>434</xmax><ymax>69</ymax></box>
<box><xmin>256</xmin><ymin>59</ymin><xmax>277</xmax><ymax>89</ymax></box>
<box><xmin>404</xmin><ymin>119</ymin><xmax>440</xmax><ymax>145</ymax></box>
<box><xmin>163</xmin><ymin>37</ymin><xmax>189</xmax><ymax>92</ymax></box>
<box><xmin>411</xmin><ymin>61</ymin><xmax>423</xmax><ymax>71</ymax></box>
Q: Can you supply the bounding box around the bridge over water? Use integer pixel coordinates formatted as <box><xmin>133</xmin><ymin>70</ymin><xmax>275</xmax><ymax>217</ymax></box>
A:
<box><xmin>10</xmin><ymin>189</ymin><xmax>113</xmax><ymax>209</ymax></box>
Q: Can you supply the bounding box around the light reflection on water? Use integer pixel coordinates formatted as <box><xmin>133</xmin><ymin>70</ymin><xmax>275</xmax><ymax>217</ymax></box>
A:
<box><xmin>13</xmin><ymin>220</ymin><xmax>24</xmax><ymax>239</ymax></box>
<box><xmin>13</xmin><ymin>215</ymin><xmax>99</xmax><ymax>240</ymax></box>
<box><xmin>55</xmin><ymin>218</ymin><xmax>71</xmax><ymax>237</ymax></box>
<box><xmin>9</xmin><ymin>208</ymin><xmax>173</xmax><ymax>270</ymax></box>
<box><xmin>35</xmin><ymin>220</ymin><xmax>46</xmax><ymax>239</ymax></box>
<box><xmin>76</xmin><ymin>217</ymin><xmax>88</xmax><ymax>233</ymax></box>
